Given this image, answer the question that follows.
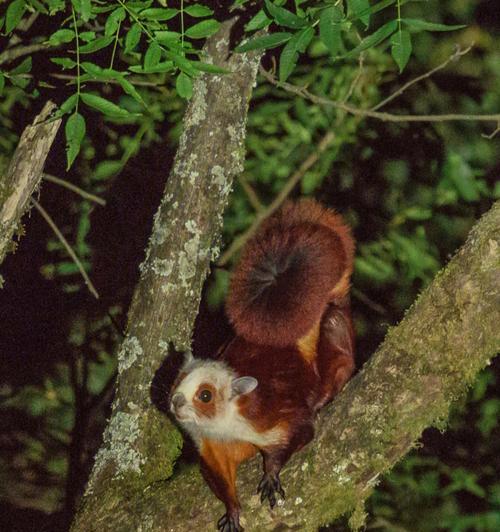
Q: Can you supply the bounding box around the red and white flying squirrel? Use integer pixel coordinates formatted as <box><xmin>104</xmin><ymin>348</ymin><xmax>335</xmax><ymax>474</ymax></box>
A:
<box><xmin>170</xmin><ymin>199</ymin><xmax>355</xmax><ymax>532</ymax></box>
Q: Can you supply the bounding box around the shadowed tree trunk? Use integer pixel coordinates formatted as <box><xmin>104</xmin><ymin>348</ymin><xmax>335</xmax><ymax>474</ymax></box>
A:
<box><xmin>71</xmin><ymin>21</ymin><xmax>500</xmax><ymax>532</ymax></box>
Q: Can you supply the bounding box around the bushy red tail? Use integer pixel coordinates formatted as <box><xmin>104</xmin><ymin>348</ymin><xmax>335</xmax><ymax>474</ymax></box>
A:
<box><xmin>226</xmin><ymin>199</ymin><xmax>354</xmax><ymax>347</ymax></box>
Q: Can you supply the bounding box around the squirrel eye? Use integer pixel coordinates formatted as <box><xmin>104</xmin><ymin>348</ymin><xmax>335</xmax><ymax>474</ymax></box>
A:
<box><xmin>198</xmin><ymin>389</ymin><xmax>212</xmax><ymax>403</ymax></box>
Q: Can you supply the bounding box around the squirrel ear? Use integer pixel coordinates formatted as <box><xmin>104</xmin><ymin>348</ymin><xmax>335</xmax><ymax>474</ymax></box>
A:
<box><xmin>183</xmin><ymin>350</ymin><xmax>194</xmax><ymax>365</ymax></box>
<box><xmin>231</xmin><ymin>376</ymin><xmax>258</xmax><ymax>397</ymax></box>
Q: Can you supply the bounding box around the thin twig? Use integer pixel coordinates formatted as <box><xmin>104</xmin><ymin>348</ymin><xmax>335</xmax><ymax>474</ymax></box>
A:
<box><xmin>217</xmin><ymin>131</ymin><xmax>335</xmax><ymax>266</ymax></box>
<box><xmin>351</xmin><ymin>287</ymin><xmax>388</xmax><ymax>316</ymax></box>
<box><xmin>238</xmin><ymin>174</ymin><xmax>264</xmax><ymax>212</ymax></box>
<box><xmin>371</xmin><ymin>44</ymin><xmax>474</xmax><ymax>111</ymax></box>
<box><xmin>482</xmin><ymin>123</ymin><xmax>500</xmax><ymax>139</ymax></box>
<box><xmin>260</xmin><ymin>67</ymin><xmax>500</xmax><ymax>124</ymax></box>
<box><xmin>50</xmin><ymin>72</ymin><xmax>163</xmax><ymax>88</ymax></box>
<box><xmin>343</xmin><ymin>53</ymin><xmax>365</xmax><ymax>103</ymax></box>
<box><xmin>43</xmin><ymin>173</ymin><xmax>106</xmax><ymax>206</ymax></box>
<box><xmin>31</xmin><ymin>198</ymin><xmax>99</xmax><ymax>299</ymax></box>
<box><xmin>0</xmin><ymin>42</ymin><xmax>51</xmax><ymax>66</ymax></box>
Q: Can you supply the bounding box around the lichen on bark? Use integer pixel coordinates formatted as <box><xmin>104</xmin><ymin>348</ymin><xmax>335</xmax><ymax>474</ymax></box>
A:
<box><xmin>71</xmin><ymin>20</ymin><xmax>263</xmax><ymax>531</ymax></box>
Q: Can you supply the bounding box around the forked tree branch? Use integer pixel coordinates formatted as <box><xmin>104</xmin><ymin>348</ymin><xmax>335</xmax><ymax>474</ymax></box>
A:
<box><xmin>132</xmin><ymin>201</ymin><xmax>499</xmax><ymax>531</ymax></box>
<box><xmin>260</xmin><ymin>67</ymin><xmax>500</xmax><ymax>126</ymax></box>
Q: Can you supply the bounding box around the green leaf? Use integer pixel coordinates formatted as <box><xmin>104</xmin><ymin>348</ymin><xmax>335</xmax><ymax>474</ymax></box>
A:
<box><xmin>93</xmin><ymin>160</ymin><xmax>123</xmax><ymax>180</ymax></box>
<box><xmin>125</xmin><ymin>23</ymin><xmax>142</xmax><ymax>53</ymax></box>
<box><xmin>104</xmin><ymin>7</ymin><xmax>125</xmax><ymax>37</ymax></box>
<box><xmin>50</xmin><ymin>57</ymin><xmax>77</xmax><ymax>69</ymax></box>
<box><xmin>65</xmin><ymin>112</ymin><xmax>86</xmax><ymax>169</ymax></box>
<box><xmin>0</xmin><ymin>72</ymin><xmax>4</xmax><ymax>95</ymax></box>
<box><xmin>118</xmin><ymin>78</ymin><xmax>145</xmax><ymax>105</ymax></box>
<box><xmin>6</xmin><ymin>0</ymin><xmax>25</xmax><ymax>34</ymax></box>
<box><xmin>128</xmin><ymin>61</ymin><xmax>174</xmax><ymax>74</ymax></box>
<box><xmin>245</xmin><ymin>9</ymin><xmax>271</xmax><ymax>32</ymax></box>
<box><xmin>347</xmin><ymin>0</ymin><xmax>370</xmax><ymax>27</ymax></box>
<box><xmin>444</xmin><ymin>152</ymin><xmax>480</xmax><ymax>202</ymax></box>
<box><xmin>79</xmin><ymin>31</ymin><xmax>95</xmax><ymax>42</ymax></box>
<box><xmin>264</xmin><ymin>0</ymin><xmax>308</xmax><ymax>29</ymax></box>
<box><xmin>10</xmin><ymin>57</ymin><xmax>32</xmax><ymax>75</ymax></box>
<box><xmin>184</xmin><ymin>5</ymin><xmax>213</xmax><ymax>17</ymax></box>
<box><xmin>279</xmin><ymin>27</ymin><xmax>314</xmax><ymax>82</ymax></box>
<box><xmin>10</xmin><ymin>75</ymin><xmax>29</xmax><ymax>88</ymax></box>
<box><xmin>234</xmin><ymin>32</ymin><xmax>292</xmax><ymax>53</ymax></box>
<box><xmin>344</xmin><ymin>19</ymin><xmax>397</xmax><ymax>58</ymax></box>
<box><xmin>71</xmin><ymin>0</ymin><xmax>92</xmax><ymax>22</ymax></box>
<box><xmin>176</xmin><ymin>72</ymin><xmax>193</xmax><ymax>99</ymax></box>
<box><xmin>79</xmin><ymin>36</ymin><xmax>114</xmax><ymax>54</ymax></box>
<box><xmin>319</xmin><ymin>6</ymin><xmax>343</xmax><ymax>58</ymax></box>
<box><xmin>80</xmin><ymin>62</ymin><xmax>104</xmax><ymax>76</ymax></box>
<box><xmin>48</xmin><ymin>29</ymin><xmax>75</xmax><ymax>46</ymax></box>
<box><xmin>60</xmin><ymin>94</ymin><xmax>78</xmax><ymax>114</ymax></box>
<box><xmin>391</xmin><ymin>29</ymin><xmax>412</xmax><ymax>72</ymax></box>
<box><xmin>402</xmin><ymin>18</ymin><xmax>466</xmax><ymax>32</ymax></box>
<box><xmin>190</xmin><ymin>61</ymin><xmax>231</xmax><ymax>74</ymax></box>
<box><xmin>185</xmin><ymin>19</ymin><xmax>221</xmax><ymax>39</ymax></box>
<box><xmin>81</xmin><ymin>93</ymin><xmax>136</xmax><ymax>119</ymax></box>
<box><xmin>144</xmin><ymin>42</ymin><xmax>162</xmax><ymax>69</ymax></box>
<box><xmin>155</xmin><ymin>30</ymin><xmax>182</xmax><ymax>44</ymax></box>
<box><xmin>169</xmin><ymin>52</ymin><xmax>197</xmax><ymax>76</ymax></box>
<box><xmin>30</xmin><ymin>0</ymin><xmax>48</xmax><ymax>14</ymax></box>
<box><xmin>139</xmin><ymin>8</ymin><xmax>178</xmax><ymax>21</ymax></box>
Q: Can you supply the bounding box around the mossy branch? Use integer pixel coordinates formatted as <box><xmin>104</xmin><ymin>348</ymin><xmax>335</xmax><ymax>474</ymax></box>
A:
<box><xmin>81</xmin><ymin>199</ymin><xmax>498</xmax><ymax>531</ymax></box>
<box><xmin>71</xmin><ymin>20</ymin><xmax>264</xmax><ymax>531</ymax></box>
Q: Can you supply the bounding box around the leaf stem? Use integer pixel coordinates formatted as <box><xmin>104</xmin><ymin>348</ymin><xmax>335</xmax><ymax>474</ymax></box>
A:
<box><xmin>110</xmin><ymin>19</ymin><xmax>122</xmax><ymax>70</ymax></box>
<box><xmin>397</xmin><ymin>0</ymin><xmax>402</xmax><ymax>33</ymax></box>
<box><xmin>181</xmin><ymin>0</ymin><xmax>185</xmax><ymax>48</ymax></box>
<box><xmin>71</xmin><ymin>6</ymin><xmax>81</xmax><ymax>112</ymax></box>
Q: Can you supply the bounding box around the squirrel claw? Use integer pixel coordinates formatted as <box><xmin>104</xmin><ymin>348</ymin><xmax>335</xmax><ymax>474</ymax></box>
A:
<box><xmin>257</xmin><ymin>473</ymin><xmax>285</xmax><ymax>509</ymax></box>
<box><xmin>217</xmin><ymin>513</ymin><xmax>243</xmax><ymax>532</ymax></box>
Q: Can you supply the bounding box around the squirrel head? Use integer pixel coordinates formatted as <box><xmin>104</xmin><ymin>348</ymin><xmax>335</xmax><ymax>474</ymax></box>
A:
<box><xmin>169</xmin><ymin>356</ymin><xmax>258</xmax><ymax>435</ymax></box>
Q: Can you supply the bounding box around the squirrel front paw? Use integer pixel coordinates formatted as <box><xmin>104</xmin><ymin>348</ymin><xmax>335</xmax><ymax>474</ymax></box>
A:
<box><xmin>217</xmin><ymin>512</ymin><xmax>243</xmax><ymax>532</ymax></box>
<box><xmin>257</xmin><ymin>473</ymin><xmax>285</xmax><ymax>509</ymax></box>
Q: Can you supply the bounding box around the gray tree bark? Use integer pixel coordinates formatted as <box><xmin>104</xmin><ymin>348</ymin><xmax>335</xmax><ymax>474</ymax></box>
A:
<box><xmin>70</xmin><ymin>22</ymin><xmax>500</xmax><ymax>532</ymax></box>
<box><xmin>71</xmin><ymin>20</ymin><xmax>263</xmax><ymax>532</ymax></box>
<box><xmin>0</xmin><ymin>101</ymin><xmax>61</xmax><ymax>273</ymax></box>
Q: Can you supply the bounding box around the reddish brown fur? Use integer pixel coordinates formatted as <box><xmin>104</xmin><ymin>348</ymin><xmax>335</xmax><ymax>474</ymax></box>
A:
<box><xmin>226</xmin><ymin>199</ymin><xmax>354</xmax><ymax>346</ymax></box>
<box><xmin>219</xmin><ymin>336</ymin><xmax>320</xmax><ymax>433</ymax></box>
<box><xmin>200</xmin><ymin>439</ymin><xmax>257</xmax><ymax>519</ymax></box>
<box><xmin>315</xmin><ymin>302</ymin><xmax>355</xmax><ymax>409</ymax></box>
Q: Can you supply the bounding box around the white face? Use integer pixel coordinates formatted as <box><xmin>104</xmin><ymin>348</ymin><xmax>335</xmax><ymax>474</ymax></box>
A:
<box><xmin>169</xmin><ymin>359</ymin><xmax>258</xmax><ymax>443</ymax></box>
<box><xmin>171</xmin><ymin>361</ymin><xmax>232</xmax><ymax>423</ymax></box>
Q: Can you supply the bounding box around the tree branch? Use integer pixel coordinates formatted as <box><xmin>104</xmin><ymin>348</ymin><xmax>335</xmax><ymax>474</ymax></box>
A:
<box><xmin>371</xmin><ymin>44</ymin><xmax>473</xmax><ymax>111</ymax></box>
<box><xmin>138</xmin><ymin>201</ymin><xmax>499</xmax><ymax>531</ymax></box>
<box><xmin>259</xmin><ymin>68</ymin><xmax>500</xmax><ymax>125</ymax></box>
<box><xmin>42</xmin><ymin>173</ymin><xmax>106</xmax><ymax>206</ymax></box>
<box><xmin>0</xmin><ymin>42</ymin><xmax>51</xmax><ymax>66</ymax></box>
<box><xmin>0</xmin><ymin>101</ymin><xmax>61</xmax><ymax>270</ymax></box>
<box><xmin>71</xmin><ymin>20</ymin><xmax>264</xmax><ymax>531</ymax></box>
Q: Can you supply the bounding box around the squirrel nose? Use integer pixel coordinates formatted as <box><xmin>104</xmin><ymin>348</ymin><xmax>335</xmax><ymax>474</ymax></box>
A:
<box><xmin>171</xmin><ymin>392</ymin><xmax>186</xmax><ymax>410</ymax></box>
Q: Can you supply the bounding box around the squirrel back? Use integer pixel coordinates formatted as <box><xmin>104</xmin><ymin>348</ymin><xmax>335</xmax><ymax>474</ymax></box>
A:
<box><xmin>226</xmin><ymin>199</ymin><xmax>354</xmax><ymax>347</ymax></box>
